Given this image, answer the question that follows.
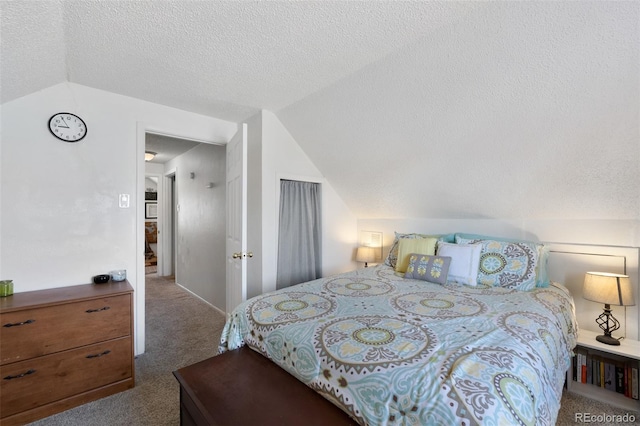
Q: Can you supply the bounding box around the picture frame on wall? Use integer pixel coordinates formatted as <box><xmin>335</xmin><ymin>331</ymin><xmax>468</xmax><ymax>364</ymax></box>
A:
<box><xmin>145</xmin><ymin>202</ymin><xmax>158</xmax><ymax>219</ymax></box>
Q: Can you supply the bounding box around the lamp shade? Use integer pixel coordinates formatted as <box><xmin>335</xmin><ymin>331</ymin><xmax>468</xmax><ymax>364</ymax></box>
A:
<box><xmin>145</xmin><ymin>151</ymin><xmax>157</xmax><ymax>162</ymax></box>
<box><xmin>583</xmin><ymin>272</ymin><xmax>635</xmax><ymax>306</ymax></box>
<box><xmin>356</xmin><ymin>246</ymin><xmax>377</xmax><ymax>263</ymax></box>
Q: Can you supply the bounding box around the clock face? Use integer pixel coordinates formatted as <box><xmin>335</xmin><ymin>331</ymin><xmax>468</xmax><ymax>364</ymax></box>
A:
<box><xmin>48</xmin><ymin>113</ymin><xmax>87</xmax><ymax>142</ymax></box>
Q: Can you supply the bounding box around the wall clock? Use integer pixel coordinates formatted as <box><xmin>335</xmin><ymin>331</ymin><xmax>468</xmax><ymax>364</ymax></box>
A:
<box><xmin>48</xmin><ymin>112</ymin><xmax>87</xmax><ymax>142</ymax></box>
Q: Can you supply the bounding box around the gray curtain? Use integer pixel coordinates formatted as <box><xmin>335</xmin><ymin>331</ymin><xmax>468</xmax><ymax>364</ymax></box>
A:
<box><xmin>276</xmin><ymin>180</ymin><xmax>322</xmax><ymax>289</ymax></box>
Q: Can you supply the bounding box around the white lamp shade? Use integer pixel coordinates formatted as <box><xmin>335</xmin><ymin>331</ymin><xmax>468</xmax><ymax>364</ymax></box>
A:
<box><xmin>145</xmin><ymin>151</ymin><xmax>157</xmax><ymax>161</ymax></box>
<box><xmin>583</xmin><ymin>272</ymin><xmax>635</xmax><ymax>306</ymax></box>
<box><xmin>356</xmin><ymin>246</ymin><xmax>377</xmax><ymax>263</ymax></box>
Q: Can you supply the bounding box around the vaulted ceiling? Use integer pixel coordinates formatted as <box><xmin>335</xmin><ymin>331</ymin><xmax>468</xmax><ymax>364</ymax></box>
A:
<box><xmin>3</xmin><ymin>1</ymin><xmax>638</xmax><ymax>221</ymax></box>
<box><xmin>1</xmin><ymin>1</ymin><xmax>477</xmax><ymax>120</ymax></box>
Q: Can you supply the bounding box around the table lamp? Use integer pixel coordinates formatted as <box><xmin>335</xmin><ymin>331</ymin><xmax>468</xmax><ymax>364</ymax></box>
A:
<box><xmin>356</xmin><ymin>246</ymin><xmax>376</xmax><ymax>268</ymax></box>
<box><xmin>582</xmin><ymin>272</ymin><xmax>635</xmax><ymax>345</ymax></box>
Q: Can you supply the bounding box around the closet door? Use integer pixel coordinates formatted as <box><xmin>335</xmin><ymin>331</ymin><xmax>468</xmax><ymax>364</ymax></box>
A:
<box><xmin>276</xmin><ymin>179</ymin><xmax>322</xmax><ymax>289</ymax></box>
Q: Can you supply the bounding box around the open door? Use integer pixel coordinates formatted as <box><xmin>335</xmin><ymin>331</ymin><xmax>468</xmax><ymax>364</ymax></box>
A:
<box><xmin>226</xmin><ymin>123</ymin><xmax>248</xmax><ymax>314</ymax></box>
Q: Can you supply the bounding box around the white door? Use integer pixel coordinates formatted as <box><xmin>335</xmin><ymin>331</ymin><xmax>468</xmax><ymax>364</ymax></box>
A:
<box><xmin>226</xmin><ymin>123</ymin><xmax>248</xmax><ymax>314</ymax></box>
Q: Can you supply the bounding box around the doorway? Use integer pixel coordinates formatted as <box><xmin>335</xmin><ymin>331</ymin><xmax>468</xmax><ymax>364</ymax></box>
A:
<box><xmin>144</xmin><ymin>133</ymin><xmax>227</xmax><ymax>303</ymax></box>
<box><xmin>144</xmin><ymin>175</ymin><xmax>160</xmax><ymax>276</ymax></box>
<box><xmin>138</xmin><ymin>132</ymin><xmax>226</xmax><ymax>355</ymax></box>
<box><xmin>136</xmin><ymin>122</ymin><xmax>240</xmax><ymax>356</ymax></box>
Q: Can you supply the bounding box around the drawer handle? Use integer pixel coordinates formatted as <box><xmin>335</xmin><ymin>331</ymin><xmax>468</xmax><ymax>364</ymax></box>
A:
<box><xmin>3</xmin><ymin>319</ymin><xmax>35</xmax><ymax>328</ymax></box>
<box><xmin>4</xmin><ymin>369</ymin><xmax>36</xmax><ymax>380</ymax></box>
<box><xmin>85</xmin><ymin>306</ymin><xmax>110</xmax><ymax>313</ymax></box>
<box><xmin>86</xmin><ymin>350</ymin><xmax>111</xmax><ymax>359</ymax></box>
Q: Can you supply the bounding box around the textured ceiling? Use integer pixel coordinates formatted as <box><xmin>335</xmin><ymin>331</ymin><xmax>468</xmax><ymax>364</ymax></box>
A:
<box><xmin>2</xmin><ymin>1</ymin><xmax>638</xmax><ymax>221</ymax></box>
<box><xmin>1</xmin><ymin>0</ymin><xmax>478</xmax><ymax>121</ymax></box>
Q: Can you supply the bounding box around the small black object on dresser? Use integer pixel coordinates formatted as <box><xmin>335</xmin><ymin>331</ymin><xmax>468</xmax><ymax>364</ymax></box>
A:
<box><xmin>93</xmin><ymin>274</ymin><xmax>110</xmax><ymax>284</ymax></box>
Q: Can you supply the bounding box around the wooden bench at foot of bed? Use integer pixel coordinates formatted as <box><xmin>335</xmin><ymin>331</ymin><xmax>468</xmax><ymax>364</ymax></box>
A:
<box><xmin>173</xmin><ymin>346</ymin><xmax>356</xmax><ymax>426</ymax></box>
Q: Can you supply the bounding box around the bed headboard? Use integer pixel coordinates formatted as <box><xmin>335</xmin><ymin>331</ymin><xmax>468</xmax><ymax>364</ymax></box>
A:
<box><xmin>546</xmin><ymin>243</ymin><xmax>639</xmax><ymax>341</ymax></box>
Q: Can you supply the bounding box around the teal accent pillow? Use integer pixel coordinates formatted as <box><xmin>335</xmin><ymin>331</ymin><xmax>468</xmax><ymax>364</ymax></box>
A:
<box><xmin>455</xmin><ymin>233</ymin><xmax>549</xmax><ymax>288</ymax></box>
<box><xmin>455</xmin><ymin>234</ymin><xmax>545</xmax><ymax>291</ymax></box>
<box><xmin>404</xmin><ymin>254</ymin><xmax>452</xmax><ymax>285</ymax></box>
<box><xmin>384</xmin><ymin>232</ymin><xmax>455</xmax><ymax>268</ymax></box>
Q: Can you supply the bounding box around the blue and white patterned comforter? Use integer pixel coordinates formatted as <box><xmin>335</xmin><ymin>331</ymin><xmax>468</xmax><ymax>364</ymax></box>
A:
<box><xmin>220</xmin><ymin>265</ymin><xmax>578</xmax><ymax>426</ymax></box>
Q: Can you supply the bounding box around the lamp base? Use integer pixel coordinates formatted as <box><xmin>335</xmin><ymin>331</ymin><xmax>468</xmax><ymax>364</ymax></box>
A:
<box><xmin>596</xmin><ymin>334</ymin><xmax>620</xmax><ymax>346</ymax></box>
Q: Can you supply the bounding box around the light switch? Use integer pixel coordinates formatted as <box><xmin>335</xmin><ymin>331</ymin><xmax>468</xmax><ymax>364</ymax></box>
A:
<box><xmin>119</xmin><ymin>194</ymin><xmax>130</xmax><ymax>208</ymax></box>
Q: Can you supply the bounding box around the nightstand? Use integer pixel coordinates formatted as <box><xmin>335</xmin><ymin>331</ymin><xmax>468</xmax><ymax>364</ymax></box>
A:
<box><xmin>567</xmin><ymin>329</ymin><xmax>640</xmax><ymax>412</ymax></box>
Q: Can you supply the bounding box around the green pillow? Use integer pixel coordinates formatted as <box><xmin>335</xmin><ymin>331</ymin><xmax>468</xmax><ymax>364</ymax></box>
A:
<box><xmin>384</xmin><ymin>232</ymin><xmax>430</xmax><ymax>268</ymax></box>
<box><xmin>395</xmin><ymin>237</ymin><xmax>438</xmax><ymax>273</ymax></box>
<box><xmin>384</xmin><ymin>232</ymin><xmax>455</xmax><ymax>268</ymax></box>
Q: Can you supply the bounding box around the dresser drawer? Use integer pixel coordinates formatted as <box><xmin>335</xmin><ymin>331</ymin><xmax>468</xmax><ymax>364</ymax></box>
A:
<box><xmin>0</xmin><ymin>336</ymin><xmax>132</xmax><ymax>418</ymax></box>
<box><xmin>0</xmin><ymin>294</ymin><xmax>131</xmax><ymax>364</ymax></box>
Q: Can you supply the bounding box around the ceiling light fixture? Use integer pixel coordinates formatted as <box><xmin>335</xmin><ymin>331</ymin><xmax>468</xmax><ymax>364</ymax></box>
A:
<box><xmin>145</xmin><ymin>151</ymin><xmax>157</xmax><ymax>162</ymax></box>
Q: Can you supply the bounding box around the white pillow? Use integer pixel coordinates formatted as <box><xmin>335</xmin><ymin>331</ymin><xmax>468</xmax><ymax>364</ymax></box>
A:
<box><xmin>436</xmin><ymin>242</ymin><xmax>482</xmax><ymax>286</ymax></box>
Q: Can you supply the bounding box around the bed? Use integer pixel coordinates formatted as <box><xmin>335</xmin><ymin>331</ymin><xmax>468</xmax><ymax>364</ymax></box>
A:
<box><xmin>220</xmin><ymin>234</ymin><xmax>579</xmax><ymax>426</ymax></box>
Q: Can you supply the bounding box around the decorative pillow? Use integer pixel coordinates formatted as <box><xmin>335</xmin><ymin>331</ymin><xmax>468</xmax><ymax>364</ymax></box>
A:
<box><xmin>395</xmin><ymin>237</ymin><xmax>438</xmax><ymax>273</ymax></box>
<box><xmin>454</xmin><ymin>233</ymin><xmax>549</xmax><ymax>288</ymax></box>
<box><xmin>384</xmin><ymin>232</ymin><xmax>455</xmax><ymax>268</ymax></box>
<box><xmin>404</xmin><ymin>254</ymin><xmax>452</xmax><ymax>285</ymax></box>
<box><xmin>384</xmin><ymin>232</ymin><xmax>429</xmax><ymax>267</ymax></box>
<box><xmin>436</xmin><ymin>242</ymin><xmax>482</xmax><ymax>286</ymax></box>
<box><xmin>455</xmin><ymin>235</ymin><xmax>542</xmax><ymax>291</ymax></box>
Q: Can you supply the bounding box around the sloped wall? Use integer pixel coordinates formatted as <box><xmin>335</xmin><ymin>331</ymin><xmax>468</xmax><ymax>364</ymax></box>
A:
<box><xmin>279</xmin><ymin>2</ymin><xmax>639</xmax><ymax>228</ymax></box>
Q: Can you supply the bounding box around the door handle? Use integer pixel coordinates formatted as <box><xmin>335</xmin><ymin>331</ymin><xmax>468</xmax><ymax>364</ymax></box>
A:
<box><xmin>232</xmin><ymin>252</ymin><xmax>253</xmax><ymax>259</ymax></box>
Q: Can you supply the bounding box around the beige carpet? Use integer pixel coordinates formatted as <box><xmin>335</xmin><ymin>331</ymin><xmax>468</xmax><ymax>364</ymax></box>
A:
<box><xmin>556</xmin><ymin>391</ymin><xmax>639</xmax><ymax>426</ymax></box>
<box><xmin>26</xmin><ymin>275</ymin><xmax>638</xmax><ymax>425</ymax></box>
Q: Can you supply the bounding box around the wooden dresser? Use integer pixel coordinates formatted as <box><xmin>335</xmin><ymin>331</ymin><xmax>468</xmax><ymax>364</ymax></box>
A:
<box><xmin>0</xmin><ymin>281</ymin><xmax>134</xmax><ymax>425</ymax></box>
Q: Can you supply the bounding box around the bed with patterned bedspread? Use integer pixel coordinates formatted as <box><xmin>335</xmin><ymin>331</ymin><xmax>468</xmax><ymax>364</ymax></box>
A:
<box><xmin>220</xmin><ymin>265</ymin><xmax>578</xmax><ymax>426</ymax></box>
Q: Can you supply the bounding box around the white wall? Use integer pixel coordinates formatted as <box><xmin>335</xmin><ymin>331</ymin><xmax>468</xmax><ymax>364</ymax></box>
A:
<box><xmin>0</xmin><ymin>82</ymin><xmax>236</xmax><ymax>354</ymax></box>
<box><xmin>279</xmin><ymin>2</ymin><xmax>639</xmax><ymax>226</ymax></box>
<box><xmin>260</xmin><ymin>110</ymin><xmax>358</xmax><ymax>294</ymax></box>
<box><xmin>164</xmin><ymin>143</ymin><xmax>227</xmax><ymax>309</ymax></box>
<box><xmin>0</xmin><ymin>83</ymin><xmax>358</xmax><ymax>352</ymax></box>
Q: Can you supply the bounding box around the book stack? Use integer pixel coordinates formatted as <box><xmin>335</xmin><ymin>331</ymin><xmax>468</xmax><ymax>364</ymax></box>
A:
<box><xmin>572</xmin><ymin>347</ymin><xmax>639</xmax><ymax>400</ymax></box>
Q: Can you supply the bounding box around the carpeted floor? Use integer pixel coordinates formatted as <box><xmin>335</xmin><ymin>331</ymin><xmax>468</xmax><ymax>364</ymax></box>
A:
<box><xmin>27</xmin><ymin>274</ymin><xmax>638</xmax><ymax>425</ymax></box>
<box><xmin>557</xmin><ymin>392</ymin><xmax>639</xmax><ymax>426</ymax></box>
